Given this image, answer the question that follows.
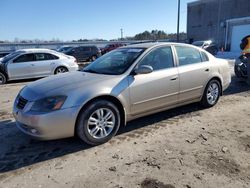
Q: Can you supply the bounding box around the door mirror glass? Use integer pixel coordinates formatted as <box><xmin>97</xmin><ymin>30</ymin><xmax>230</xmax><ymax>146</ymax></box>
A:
<box><xmin>134</xmin><ymin>65</ymin><xmax>153</xmax><ymax>75</ymax></box>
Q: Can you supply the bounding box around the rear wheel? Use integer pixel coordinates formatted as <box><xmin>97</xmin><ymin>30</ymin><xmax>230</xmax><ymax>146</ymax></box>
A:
<box><xmin>76</xmin><ymin>100</ymin><xmax>121</xmax><ymax>146</ymax></box>
<box><xmin>54</xmin><ymin>67</ymin><xmax>68</xmax><ymax>74</ymax></box>
<box><xmin>0</xmin><ymin>72</ymin><xmax>7</xmax><ymax>85</ymax></box>
<box><xmin>201</xmin><ymin>79</ymin><xmax>221</xmax><ymax>107</ymax></box>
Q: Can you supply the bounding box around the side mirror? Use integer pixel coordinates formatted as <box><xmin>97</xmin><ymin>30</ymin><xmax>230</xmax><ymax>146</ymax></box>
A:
<box><xmin>134</xmin><ymin>65</ymin><xmax>153</xmax><ymax>75</ymax></box>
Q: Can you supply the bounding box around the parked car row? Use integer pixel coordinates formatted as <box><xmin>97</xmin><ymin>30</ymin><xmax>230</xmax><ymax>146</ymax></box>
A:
<box><xmin>0</xmin><ymin>49</ymin><xmax>79</xmax><ymax>84</ymax></box>
<box><xmin>100</xmin><ymin>43</ymin><xmax>125</xmax><ymax>54</ymax></box>
<box><xmin>63</xmin><ymin>46</ymin><xmax>102</xmax><ymax>62</ymax></box>
<box><xmin>0</xmin><ymin>43</ymin><xmax>128</xmax><ymax>84</ymax></box>
<box><xmin>12</xmin><ymin>42</ymin><xmax>231</xmax><ymax>145</ymax></box>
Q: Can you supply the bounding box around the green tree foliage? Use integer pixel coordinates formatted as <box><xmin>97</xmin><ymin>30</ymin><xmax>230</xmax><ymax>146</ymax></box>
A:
<box><xmin>130</xmin><ymin>30</ymin><xmax>187</xmax><ymax>41</ymax></box>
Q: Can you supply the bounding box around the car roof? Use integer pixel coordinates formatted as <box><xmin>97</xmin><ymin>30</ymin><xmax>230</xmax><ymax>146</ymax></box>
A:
<box><xmin>121</xmin><ymin>42</ymin><xmax>195</xmax><ymax>49</ymax></box>
<box><xmin>16</xmin><ymin>48</ymin><xmax>55</xmax><ymax>53</ymax></box>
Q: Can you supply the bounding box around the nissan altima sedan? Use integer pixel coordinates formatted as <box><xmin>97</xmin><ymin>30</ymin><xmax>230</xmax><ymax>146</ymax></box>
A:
<box><xmin>13</xmin><ymin>43</ymin><xmax>231</xmax><ymax>145</ymax></box>
<box><xmin>0</xmin><ymin>49</ymin><xmax>79</xmax><ymax>84</ymax></box>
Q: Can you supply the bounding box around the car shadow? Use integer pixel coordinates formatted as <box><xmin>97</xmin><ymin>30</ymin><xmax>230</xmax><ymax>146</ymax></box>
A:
<box><xmin>0</xmin><ymin>103</ymin><xmax>203</xmax><ymax>174</ymax></box>
<box><xmin>224</xmin><ymin>75</ymin><xmax>250</xmax><ymax>95</ymax></box>
<box><xmin>6</xmin><ymin>78</ymin><xmax>41</xmax><ymax>85</ymax></box>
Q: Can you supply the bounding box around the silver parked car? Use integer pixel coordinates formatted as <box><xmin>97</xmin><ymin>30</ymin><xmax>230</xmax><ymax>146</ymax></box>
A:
<box><xmin>0</xmin><ymin>49</ymin><xmax>79</xmax><ymax>84</ymax></box>
<box><xmin>13</xmin><ymin>43</ymin><xmax>231</xmax><ymax>145</ymax></box>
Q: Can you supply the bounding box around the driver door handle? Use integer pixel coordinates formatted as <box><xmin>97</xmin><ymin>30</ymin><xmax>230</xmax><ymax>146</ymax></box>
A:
<box><xmin>170</xmin><ymin>76</ymin><xmax>178</xmax><ymax>81</ymax></box>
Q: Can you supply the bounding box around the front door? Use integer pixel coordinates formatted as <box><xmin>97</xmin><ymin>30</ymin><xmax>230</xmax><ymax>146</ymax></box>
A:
<box><xmin>129</xmin><ymin>46</ymin><xmax>179</xmax><ymax>115</ymax></box>
<box><xmin>7</xmin><ymin>53</ymin><xmax>36</xmax><ymax>80</ymax></box>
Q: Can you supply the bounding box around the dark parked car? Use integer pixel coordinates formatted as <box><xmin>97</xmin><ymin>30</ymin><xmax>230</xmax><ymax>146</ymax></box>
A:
<box><xmin>64</xmin><ymin>46</ymin><xmax>101</xmax><ymax>62</ymax></box>
<box><xmin>192</xmin><ymin>40</ymin><xmax>218</xmax><ymax>55</ymax></box>
<box><xmin>0</xmin><ymin>51</ymin><xmax>13</xmax><ymax>58</ymax></box>
<box><xmin>56</xmin><ymin>46</ymin><xmax>74</xmax><ymax>53</ymax></box>
<box><xmin>234</xmin><ymin>55</ymin><xmax>248</xmax><ymax>78</ymax></box>
<box><xmin>101</xmin><ymin>43</ymin><xmax>124</xmax><ymax>54</ymax></box>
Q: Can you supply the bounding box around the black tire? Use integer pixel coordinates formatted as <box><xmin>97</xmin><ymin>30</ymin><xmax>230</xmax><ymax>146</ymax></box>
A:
<box><xmin>234</xmin><ymin>65</ymin><xmax>242</xmax><ymax>78</ymax></box>
<box><xmin>76</xmin><ymin>100</ymin><xmax>121</xmax><ymax>146</ymax></box>
<box><xmin>201</xmin><ymin>79</ymin><xmax>221</xmax><ymax>108</ymax></box>
<box><xmin>0</xmin><ymin>72</ymin><xmax>7</xmax><ymax>85</ymax></box>
<box><xmin>90</xmin><ymin>55</ymin><xmax>97</xmax><ymax>62</ymax></box>
<box><xmin>54</xmin><ymin>66</ymin><xmax>68</xmax><ymax>74</ymax></box>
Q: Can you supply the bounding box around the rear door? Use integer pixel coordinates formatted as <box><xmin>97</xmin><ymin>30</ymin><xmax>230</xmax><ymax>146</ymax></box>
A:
<box><xmin>7</xmin><ymin>53</ymin><xmax>36</xmax><ymax>79</ymax></box>
<box><xmin>32</xmin><ymin>53</ymin><xmax>58</xmax><ymax>76</ymax></box>
<box><xmin>174</xmin><ymin>45</ymin><xmax>211</xmax><ymax>103</ymax></box>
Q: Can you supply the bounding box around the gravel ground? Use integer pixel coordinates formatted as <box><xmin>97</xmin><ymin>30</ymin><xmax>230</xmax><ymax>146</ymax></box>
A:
<box><xmin>0</xmin><ymin>64</ymin><xmax>250</xmax><ymax>188</ymax></box>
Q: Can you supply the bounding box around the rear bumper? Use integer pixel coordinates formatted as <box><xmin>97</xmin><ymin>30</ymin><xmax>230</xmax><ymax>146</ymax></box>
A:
<box><xmin>69</xmin><ymin>64</ymin><xmax>79</xmax><ymax>72</ymax></box>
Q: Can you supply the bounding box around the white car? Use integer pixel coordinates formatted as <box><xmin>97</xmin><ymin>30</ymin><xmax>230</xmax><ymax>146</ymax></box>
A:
<box><xmin>0</xmin><ymin>49</ymin><xmax>79</xmax><ymax>84</ymax></box>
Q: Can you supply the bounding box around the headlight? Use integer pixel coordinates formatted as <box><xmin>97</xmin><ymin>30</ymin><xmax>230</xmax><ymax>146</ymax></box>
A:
<box><xmin>30</xmin><ymin>96</ymin><xmax>67</xmax><ymax>112</ymax></box>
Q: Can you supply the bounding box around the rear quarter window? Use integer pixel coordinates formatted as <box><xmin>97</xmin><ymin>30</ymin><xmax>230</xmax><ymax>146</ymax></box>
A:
<box><xmin>201</xmin><ymin>51</ymin><xmax>209</xmax><ymax>62</ymax></box>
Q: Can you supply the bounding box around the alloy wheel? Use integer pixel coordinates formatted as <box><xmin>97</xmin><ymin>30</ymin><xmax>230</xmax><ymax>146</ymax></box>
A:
<box><xmin>206</xmin><ymin>82</ymin><xmax>219</xmax><ymax>105</ymax></box>
<box><xmin>55</xmin><ymin>67</ymin><xmax>68</xmax><ymax>74</ymax></box>
<box><xmin>87</xmin><ymin>108</ymin><xmax>115</xmax><ymax>139</ymax></box>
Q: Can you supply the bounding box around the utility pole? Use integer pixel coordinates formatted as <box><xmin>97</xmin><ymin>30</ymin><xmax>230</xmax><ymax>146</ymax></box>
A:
<box><xmin>177</xmin><ymin>0</ymin><xmax>180</xmax><ymax>42</ymax></box>
<box><xmin>216</xmin><ymin>0</ymin><xmax>222</xmax><ymax>47</ymax></box>
<box><xmin>120</xmin><ymin>28</ymin><xmax>123</xmax><ymax>40</ymax></box>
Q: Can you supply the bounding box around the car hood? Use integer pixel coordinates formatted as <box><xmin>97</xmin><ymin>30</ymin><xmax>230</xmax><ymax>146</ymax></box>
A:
<box><xmin>20</xmin><ymin>71</ymin><xmax>124</xmax><ymax>101</ymax></box>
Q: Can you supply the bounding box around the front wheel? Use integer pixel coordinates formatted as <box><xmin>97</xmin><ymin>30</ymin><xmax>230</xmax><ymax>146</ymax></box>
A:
<box><xmin>76</xmin><ymin>100</ymin><xmax>121</xmax><ymax>146</ymax></box>
<box><xmin>0</xmin><ymin>72</ymin><xmax>7</xmax><ymax>85</ymax></box>
<box><xmin>90</xmin><ymin>55</ymin><xmax>97</xmax><ymax>62</ymax></box>
<box><xmin>201</xmin><ymin>79</ymin><xmax>221</xmax><ymax>108</ymax></box>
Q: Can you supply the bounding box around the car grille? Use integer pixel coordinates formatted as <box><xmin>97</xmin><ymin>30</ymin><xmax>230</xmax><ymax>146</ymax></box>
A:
<box><xmin>17</xmin><ymin>96</ymin><xmax>28</xmax><ymax>110</ymax></box>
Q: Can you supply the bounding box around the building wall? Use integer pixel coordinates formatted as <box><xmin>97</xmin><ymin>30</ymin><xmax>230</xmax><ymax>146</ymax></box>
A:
<box><xmin>187</xmin><ymin>0</ymin><xmax>250</xmax><ymax>50</ymax></box>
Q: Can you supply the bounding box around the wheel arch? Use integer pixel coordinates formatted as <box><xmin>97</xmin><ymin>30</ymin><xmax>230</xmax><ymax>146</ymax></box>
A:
<box><xmin>74</xmin><ymin>95</ymin><xmax>126</xmax><ymax>135</ymax></box>
<box><xmin>204</xmin><ymin>76</ymin><xmax>223</xmax><ymax>96</ymax></box>
<box><xmin>0</xmin><ymin>70</ymin><xmax>8</xmax><ymax>81</ymax></box>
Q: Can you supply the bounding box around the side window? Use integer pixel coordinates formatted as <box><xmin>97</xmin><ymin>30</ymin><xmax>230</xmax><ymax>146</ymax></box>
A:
<box><xmin>175</xmin><ymin>46</ymin><xmax>202</xmax><ymax>66</ymax></box>
<box><xmin>35</xmin><ymin>53</ymin><xmax>46</xmax><ymax>61</ymax></box>
<box><xmin>201</xmin><ymin>51</ymin><xmax>209</xmax><ymax>62</ymax></box>
<box><xmin>138</xmin><ymin>46</ymin><xmax>174</xmax><ymax>71</ymax></box>
<box><xmin>13</xmin><ymin>54</ymin><xmax>34</xmax><ymax>63</ymax></box>
<box><xmin>82</xmin><ymin>47</ymin><xmax>90</xmax><ymax>52</ymax></box>
<box><xmin>45</xmin><ymin>53</ymin><xmax>59</xmax><ymax>60</ymax></box>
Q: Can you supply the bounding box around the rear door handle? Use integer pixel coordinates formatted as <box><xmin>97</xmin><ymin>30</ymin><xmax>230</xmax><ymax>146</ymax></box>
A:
<box><xmin>205</xmin><ymin>68</ymin><xmax>209</xmax><ymax>72</ymax></box>
<box><xmin>170</xmin><ymin>76</ymin><xmax>178</xmax><ymax>81</ymax></box>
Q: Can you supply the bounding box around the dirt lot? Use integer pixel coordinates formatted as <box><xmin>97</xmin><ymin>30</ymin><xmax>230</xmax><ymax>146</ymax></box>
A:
<box><xmin>0</xmin><ymin>65</ymin><xmax>250</xmax><ymax>188</ymax></box>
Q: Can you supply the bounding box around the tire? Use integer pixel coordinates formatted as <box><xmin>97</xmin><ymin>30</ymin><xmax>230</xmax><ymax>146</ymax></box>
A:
<box><xmin>76</xmin><ymin>100</ymin><xmax>121</xmax><ymax>146</ymax></box>
<box><xmin>0</xmin><ymin>72</ymin><xmax>7</xmax><ymax>85</ymax></box>
<box><xmin>90</xmin><ymin>55</ymin><xmax>97</xmax><ymax>62</ymax></box>
<box><xmin>54</xmin><ymin>66</ymin><xmax>68</xmax><ymax>74</ymax></box>
<box><xmin>234</xmin><ymin>65</ymin><xmax>242</xmax><ymax>78</ymax></box>
<box><xmin>201</xmin><ymin>79</ymin><xmax>221</xmax><ymax>108</ymax></box>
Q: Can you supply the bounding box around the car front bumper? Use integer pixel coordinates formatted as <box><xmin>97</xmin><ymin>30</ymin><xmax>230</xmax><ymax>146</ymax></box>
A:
<box><xmin>13</xmin><ymin>104</ymin><xmax>80</xmax><ymax>140</ymax></box>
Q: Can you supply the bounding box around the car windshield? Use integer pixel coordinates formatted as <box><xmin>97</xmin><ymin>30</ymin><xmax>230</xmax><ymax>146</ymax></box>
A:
<box><xmin>1</xmin><ymin>51</ymin><xmax>23</xmax><ymax>63</ymax></box>
<box><xmin>83</xmin><ymin>48</ymin><xmax>145</xmax><ymax>75</ymax></box>
<box><xmin>58</xmin><ymin>47</ymin><xmax>73</xmax><ymax>52</ymax></box>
